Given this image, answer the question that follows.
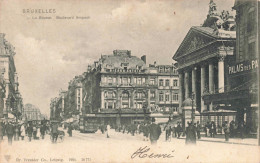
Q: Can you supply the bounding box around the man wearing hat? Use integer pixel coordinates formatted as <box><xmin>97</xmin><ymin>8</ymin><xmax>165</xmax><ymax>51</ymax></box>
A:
<box><xmin>148</xmin><ymin>117</ymin><xmax>161</xmax><ymax>145</ymax></box>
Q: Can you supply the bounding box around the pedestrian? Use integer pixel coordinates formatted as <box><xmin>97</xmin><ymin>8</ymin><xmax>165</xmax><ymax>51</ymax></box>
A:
<box><xmin>142</xmin><ymin>124</ymin><xmax>149</xmax><ymax>141</ymax></box>
<box><xmin>196</xmin><ymin>121</ymin><xmax>201</xmax><ymax>139</ymax></box>
<box><xmin>177</xmin><ymin>122</ymin><xmax>182</xmax><ymax>138</ymax></box>
<box><xmin>223</xmin><ymin>121</ymin><xmax>230</xmax><ymax>141</ymax></box>
<box><xmin>0</xmin><ymin>121</ymin><xmax>4</xmax><ymax>141</ymax></box>
<box><xmin>51</xmin><ymin>122</ymin><xmax>59</xmax><ymax>143</ymax></box>
<box><xmin>164</xmin><ymin>123</ymin><xmax>171</xmax><ymax>141</ymax></box>
<box><xmin>40</xmin><ymin>124</ymin><xmax>46</xmax><ymax>139</ymax></box>
<box><xmin>36</xmin><ymin>126</ymin><xmax>41</xmax><ymax>139</ymax></box>
<box><xmin>240</xmin><ymin>121</ymin><xmax>245</xmax><ymax>139</ymax></box>
<box><xmin>106</xmin><ymin>124</ymin><xmax>111</xmax><ymax>138</ymax></box>
<box><xmin>130</xmin><ymin>123</ymin><xmax>136</xmax><ymax>136</ymax></box>
<box><xmin>210</xmin><ymin>121</ymin><xmax>216</xmax><ymax>138</ymax></box>
<box><xmin>67</xmin><ymin>123</ymin><xmax>73</xmax><ymax>137</ymax></box>
<box><xmin>100</xmin><ymin>124</ymin><xmax>104</xmax><ymax>134</ymax></box>
<box><xmin>148</xmin><ymin>118</ymin><xmax>162</xmax><ymax>145</ymax></box>
<box><xmin>33</xmin><ymin>125</ymin><xmax>37</xmax><ymax>139</ymax></box>
<box><xmin>171</xmin><ymin>125</ymin><xmax>175</xmax><ymax>138</ymax></box>
<box><xmin>14</xmin><ymin>123</ymin><xmax>19</xmax><ymax>141</ymax></box>
<box><xmin>5</xmin><ymin>122</ymin><xmax>14</xmax><ymax>145</ymax></box>
<box><xmin>27</xmin><ymin>123</ymin><xmax>33</xmax><ymax>142</ymax></box>
<box><xmin>191</xmin><ymin>123</ymin><xmax>197</xmax><ymax>143</ymax></box>
<box><xmin>20</xmin><ymin>124</ymin><xmax>25</xmax><ymax>140</ymax></box>
<box><xmin>167</xmin><ymin>126</ymin><xmax>172</xmax><ymax>141</ymax></box>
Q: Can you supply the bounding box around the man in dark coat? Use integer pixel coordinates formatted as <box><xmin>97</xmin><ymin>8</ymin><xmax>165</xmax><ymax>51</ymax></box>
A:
<box><xmin>67</xmin><ymin>124</ymin><xmax>73</xmax><ymax>137</ymax></box>
<box><xmin>5</xmin><ymin>122</ymin><xmax>14</xmax><ymax>145</ymax></box>
<box><xmin>196</xmin><ymin>121</ymin><xmax>201</xmax><ymax>139</ymax></box>
<box><xmin>40</xmin><ymin>124</ymin><xmax>46</xmax><ymax>139</ymax></box>
<box><xmin>27</xmin><ymin>123</ymin><xmax>33</xmax><ymax>142</ymax></box>
<box><xmin>223</xmin><ymin>121</ymin><xmax>230</xmax><ymax>141</ymax></box>
<box><xmin>51</xmin><ymin>123</ymin><xmax>59</xmax><ymax>143</ymax></box>
<box><xmin>176</xmin><ymin>122</ymin><xmax>182</xmax><ymax>138</ymax></box>
<box><xmin>148</xmin><ymin>118</ymin><xmax>161</xmax><ymax>145</ymax></box>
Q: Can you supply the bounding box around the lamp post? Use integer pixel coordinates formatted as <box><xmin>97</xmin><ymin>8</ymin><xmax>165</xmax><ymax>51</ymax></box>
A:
<box><xmin>191</xmin><ymin>92</ymin><xmax>195</xmax><ymax>124</ymax></box>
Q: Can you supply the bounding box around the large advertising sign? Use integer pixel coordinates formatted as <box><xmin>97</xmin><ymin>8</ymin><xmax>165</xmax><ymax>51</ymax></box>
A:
<box><xmin>228</xmin><ymin>59</ymin><xmax>258</xmax><ymax>75</ymax></box>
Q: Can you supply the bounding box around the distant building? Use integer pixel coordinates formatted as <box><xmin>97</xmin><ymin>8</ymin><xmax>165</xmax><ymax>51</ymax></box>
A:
<box><xmin>23</xmin><ymin>104</ymin><xmax>44</xmax><ymax>121</ymax></box>
<box><xmin>0</xmin><ymin>33</ymin><xmax>23</xmax><ymax>120</ymax></box>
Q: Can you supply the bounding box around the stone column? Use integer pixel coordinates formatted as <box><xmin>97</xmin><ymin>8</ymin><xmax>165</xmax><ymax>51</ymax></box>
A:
<box><xmin>192</xmin><ymin>67</ymin><xmax>197</xmax><ymax>102</ymax></box>
<box><xmin>147</xmin><ymin>89</ymin><xmax>150</xmax><ymax>108</ymax></box>
<box><xmin>184</xmin><ymin>71</ymin><xmax>189</xmax><ymax>99</ymax></box>
<box><xmin>178</xmin><ymin>72</ymin><xmax>183</xmax><ymax>114</ymax></box>
<box><xmin>201</xmin><ymin>65</ymin><xmax>206</xmax><ymax>112</ymax></box>
<box><xmin>101</xmin><ymin>90</ymin><xmax>104</xmax><ymax>109</ymax></box>
<box><xmin>117</xmin><ymin>90</ymin><xmax>121</xmax><ymax>108</ymax></box>
<box><xmin>130</xmin><ymin>90</ymin><xmax>134</xmax><ymax>108</ymax></box>
<box><xmin>218</xmin><ymin>56</ymin><xmax>225</xmax><ymax>93</ymax></box>
<box><xmin>209</xmin><ymin>61</ymin><xmax>214</xmax><ymax>111</ymax></box>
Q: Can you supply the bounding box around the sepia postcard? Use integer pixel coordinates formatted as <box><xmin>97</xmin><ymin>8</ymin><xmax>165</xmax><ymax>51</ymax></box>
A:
<box><xmin>0</xmin><ymin>0</ymin><xmax>259</xmax><ymax>162</ymax></box>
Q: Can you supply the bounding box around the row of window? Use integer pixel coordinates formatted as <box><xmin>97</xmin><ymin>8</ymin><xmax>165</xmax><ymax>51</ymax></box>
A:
<box><xmin>104</xmin><ymin>91</ymin><xmax>177</xmax><ymax>101</ymax></box>
<box><xmin>159</xmin><ymin>93</ymin><xmax>178</xmax><ymax>102</ymax></box>
<box><xmin>159</xmin><ymin>79</ymin><xmax>178</xmax><ymax>87</ymax></box>
<box><xmin>102</xmin><ymin>76</ymin><xmax>178</xmax><ymax>87</ymax></box>
<box><xmin>158</xmin><ymin>67</ymin><xmax>178</xmax><ymax>74</ymax></box>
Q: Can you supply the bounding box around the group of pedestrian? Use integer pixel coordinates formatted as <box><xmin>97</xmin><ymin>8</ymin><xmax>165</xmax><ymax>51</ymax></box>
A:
<box><xmin>163</xmin><ymin>121</ymin><xmax>186</xmax><ymax>141</ymax></box>
<box><xmin>0</xmin><ymin>120</ymin><xmax>48</xmax><ymax>145</ymax></box>
<box><xmin>229</xmin><ymin>120</ymin><xmax>246</xmax><ymax>139</ymax></box>
<box><xmin>204</xmin><ymin>121</ymin><xmax>217</xmax><ymax>137</ymax></box>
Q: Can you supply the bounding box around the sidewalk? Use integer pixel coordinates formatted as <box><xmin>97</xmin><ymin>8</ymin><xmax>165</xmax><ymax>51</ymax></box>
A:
<box><xmin>179</xmin><ymin>134</ymin><xmax>258</xmax><ymax>146</ymax></box>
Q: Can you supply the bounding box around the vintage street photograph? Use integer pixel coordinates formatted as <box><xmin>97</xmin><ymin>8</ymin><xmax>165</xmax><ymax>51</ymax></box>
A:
<box><xmin>0</xmin><ymin>0</ymin><xmax>259</xmax><ymax>162</ymax></box>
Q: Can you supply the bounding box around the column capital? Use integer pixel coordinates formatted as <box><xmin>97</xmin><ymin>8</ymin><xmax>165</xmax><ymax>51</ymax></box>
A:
<box><xmin>218</xmin><ymin>55</ymin><xmax>226</xmax><ymax>62</ymax></box>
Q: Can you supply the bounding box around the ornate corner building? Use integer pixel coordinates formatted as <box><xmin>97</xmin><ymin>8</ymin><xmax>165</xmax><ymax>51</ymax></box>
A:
<box><xmin>51</xmin><ymin>50</ymin><xmax>180</xmax><ymax>126</ymax></box>
<box><xmin>0</xmin><ymin>33</ymin><xmax>24</xmax><ymax>121</ymax></box>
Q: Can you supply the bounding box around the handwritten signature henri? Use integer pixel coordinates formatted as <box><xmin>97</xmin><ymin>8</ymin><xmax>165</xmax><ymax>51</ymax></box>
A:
<box><xmin>131</xmin><ymin>146</ymin><xmax>175</xmax><ymax>159</ymax></box>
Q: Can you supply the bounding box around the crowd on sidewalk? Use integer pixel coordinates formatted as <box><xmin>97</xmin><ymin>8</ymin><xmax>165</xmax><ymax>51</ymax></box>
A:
<box><xmin>97</xmin><ymin>118</ymin><xmax>255</xmax><ymax>145</ymax></box>
<box><xmin>0</xmin><ymin>120</ymin><xmax>49</xmax><ymax>145</ymax></box>
<box><xmin>99</xmin><ymin>117</ymin><xmax>162</xmax><ymax>145</ymax></box>
<box><xmin>0</xmin><ymin>120</ymin><xmax>75</xmax><ymax>145</ymax></box>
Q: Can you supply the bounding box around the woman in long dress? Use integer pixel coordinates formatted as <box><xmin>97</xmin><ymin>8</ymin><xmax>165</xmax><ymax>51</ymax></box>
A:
<box><xmin>20</xmin><ymin>124</ymin><xmax>25</xmax><ymax>140</ymax></box>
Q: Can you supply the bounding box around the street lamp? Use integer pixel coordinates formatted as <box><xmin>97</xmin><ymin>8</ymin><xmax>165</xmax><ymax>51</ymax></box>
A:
<box><xmin>191</xmin><ymin>92</ymin><xmax>195</xmax><ymax>124</ymax></box>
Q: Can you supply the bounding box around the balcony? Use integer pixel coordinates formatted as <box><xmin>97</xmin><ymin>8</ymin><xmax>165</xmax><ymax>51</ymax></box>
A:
<box><xmin>99</xmin><ymin>108</ymin><xmax>149</xmax><ymax>114</ymax></box>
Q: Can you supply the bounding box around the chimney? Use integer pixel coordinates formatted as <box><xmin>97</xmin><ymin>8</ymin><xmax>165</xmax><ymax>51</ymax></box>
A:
<box><xmin>141</xmin><ymin>55</ymin><xmax>146</xmax><ymax>64</ymax></box>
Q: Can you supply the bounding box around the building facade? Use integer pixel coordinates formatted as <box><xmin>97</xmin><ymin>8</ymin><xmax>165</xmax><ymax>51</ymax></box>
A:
<box><xmin>81</xmin><ymin>50</ymin><xmax>179</xmax><ymax>126</ymax></box>
<box><xmin>173</xmin><ymin>0</ymin><xmax>237</xmax><ymax>127</ymax></box>
<box><xmin>226</xmin><ymin>0</ymin><xmax>259</xmax><ymax>137</ymax></box>
<box><xmin>23</xmin><ymin>103</ymin><xmax>46</xmax><ymax>121</ymax></box>
<box><xmin>0</xmin><ymin>33</ymin><xmax>23</xmax><ymax>121</ymax></box>
<box><xmin>52</xmin><ymin>50</ymin><xmax>180</xmax><ymax>126</ymax></box>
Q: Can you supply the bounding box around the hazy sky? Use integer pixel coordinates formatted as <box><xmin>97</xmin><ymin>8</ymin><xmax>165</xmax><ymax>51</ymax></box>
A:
<box><xmin>0</xmin><ymin>0</ymin><xmax>235</xmax><ymax>116</ymax></box>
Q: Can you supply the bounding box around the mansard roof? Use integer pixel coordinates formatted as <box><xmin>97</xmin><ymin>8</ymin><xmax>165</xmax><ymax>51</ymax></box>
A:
<box><xmin>172</xmin><ymin>26</ymin><xmax>235</xmax><ymax>61</ymax></box>
<box><xmin>100</xmin><ymin>51</ymin><xmax>145</xmax><ymax>69</ymax></box>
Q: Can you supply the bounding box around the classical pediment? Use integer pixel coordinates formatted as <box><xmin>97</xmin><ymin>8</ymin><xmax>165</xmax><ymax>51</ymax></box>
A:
<box><xmin>173</xmin><ymin>26</ymin><xmax>218</xmax><ymax>60</ymax></box>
